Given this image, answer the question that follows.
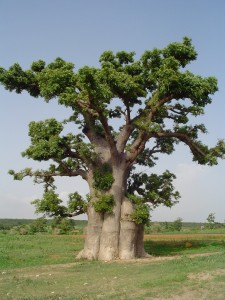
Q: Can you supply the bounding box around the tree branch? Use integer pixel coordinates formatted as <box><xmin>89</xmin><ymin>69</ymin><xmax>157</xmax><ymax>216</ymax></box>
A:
<box><xmin>10</xmin><ymin>168</ymin><xmax>88</xmax><ymax>181</ymax></box>
<box><xmin>67</xmin><ymin>210</ymin><xmax>85</xmax><ymax>217</ymax></box>
<box><xmin>126</xmin><ymin>132</ymin><xmax>150</xmax><ymax>164</ymax></box>
<box><xmin>40</xmin><ymin>169</ymin><xmax>88</xmax><ymax>180</ymax></box>
<box><xmin>152</xmin><ymin>131</ymin><xmax>206</xmax><ymax>158</ymax></box>
<box><xmin>126</xmin><ymin>94</ymin><xmax>175</xmax><ymax>163</ymax></box>
<box><xmin>116</xmin><ymin>124</ymin><xmax>134</xmax><ymax>153</ymax></box>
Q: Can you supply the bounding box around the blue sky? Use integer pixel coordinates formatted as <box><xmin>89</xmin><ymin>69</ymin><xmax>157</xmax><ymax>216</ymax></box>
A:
<box><xmin>0</xmin><ymin>0</ymin><xmax>225</xmax><ymax>222</ymax></box>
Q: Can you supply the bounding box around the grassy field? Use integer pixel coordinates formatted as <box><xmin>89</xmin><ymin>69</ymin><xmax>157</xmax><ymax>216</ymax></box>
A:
<box><xmin>0</xmin><ymin>233</ymin><xmax>225</xmax><ymax>299</ymax></box>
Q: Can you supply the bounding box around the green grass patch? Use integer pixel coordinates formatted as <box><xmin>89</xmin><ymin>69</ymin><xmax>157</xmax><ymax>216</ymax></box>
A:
<box><xmin>1</xmin><ymin>233</ymin><xmax>225</xmax><ymax>299</ymax></box>
<box><xmin>144</xmin><ymin>239</ymin><xmax>225</xmax><ymax>256</ymax></box>
<box><xmin>0</xmin><ymin>234</ymin><xmax>83</xmax><ymax>269</ymax></box>
<box><xmin>1</xmin><ymin>253</ymin><xmax>225</xmax><ymax>299</ymax></box>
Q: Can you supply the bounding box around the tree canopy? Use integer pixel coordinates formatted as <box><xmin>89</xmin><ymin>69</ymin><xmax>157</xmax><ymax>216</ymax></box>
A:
<box><xmin>1</xmin><ymin>37</ymin><xmax>225</xmax><ymax>260</ymax></box>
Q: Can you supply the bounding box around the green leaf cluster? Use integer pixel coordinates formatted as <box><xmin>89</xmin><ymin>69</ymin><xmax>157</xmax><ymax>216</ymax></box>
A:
<box><xmin>67</xmin><ymin>192</ymin><xmax>87</xmax><ymax>214</ymax></box>
<box><xmin>0</xmin><ymin>63</ymin><xmax>40</xmax><ymax>96</ymax></box>
<box><xmin>128</xmin><ymin>170</ymin><xmax>180</xmax><ymax>208</ymax></box>
<box><xmin>37</xmin><ymin>58</ymin><xmax>76</xmax><ymax>101</ymax></box>
<box><xmin>31</xmin><ymin>190</ymin><xmax>87</xmax><ymax>217</ymax></box>
<box><xmin>32</xmin><ymin>190</ymin><xmax>66</xmax><ymax>217</ymax></box>
<box><xmin>93</xmin><ymin>194</ymin><xmax>115</xmax><ymax>214</ymax></box>
<box><xmin>128</xmin><ymin>195</ymin><xmax>150</xmax><ymax>225</ymax></box>
<box><xmin>93</xmin><ymin>163</ymin><xmax>114</xmax><ymax>191</ymax></box>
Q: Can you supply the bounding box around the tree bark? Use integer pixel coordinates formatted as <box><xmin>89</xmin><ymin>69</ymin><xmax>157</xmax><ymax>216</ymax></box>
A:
<box><xmin>77</xmin><ymin>172</ymin><xmax>103</xmax><ymax>260</ymax></box>
<box><xmin>98</xmin><ymin>165</ymin><xmax>125</xmax><ymax>260</ymax></box>
<box><xmin>77</xmin><ymin>163</ymin><xmax>150</xmax><ymax>261</ymax></box>
<box><xmin>136</xmin><ymin>224</ymin><xmax>151</xmax><ymax>258</ymax></box>
<box><xmin>119</xmin><ymin>200</ymin><xmax>151</xmax><ymax>259</ymax></box>
<box><xmin>77</xmin><ymin>204</ymin><xmax>103</xmax><ymax>260</ymax></box>
<box><xmin>119</xmin><ymin>198</ymin><xmax>137</xmax><ymax>259</ymax></box>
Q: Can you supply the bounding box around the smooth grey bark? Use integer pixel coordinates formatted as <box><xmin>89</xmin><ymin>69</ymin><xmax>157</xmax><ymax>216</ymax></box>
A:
<box><xmin>77</xmin><ymin>162</ymin><xmax>149</xmax><ymax>261</ymax></box>
<box><xmin>136</xmin><ymin>224</ymin><xmax>151</xmax><ymax>258</ymax></box>
<box><xmin>77</xmin><ymin>204</ymin><xmax>103</xmax><ymax>260</ymax></box>
<box><xmin>98</xmin><ymin>165</ymin><xmax>125</xmax><ymax>260</ymax></box>
<box><xmin>119</xmin><ymin>198</ymin><xmax>137</xmax><ymax>259</ymax></box>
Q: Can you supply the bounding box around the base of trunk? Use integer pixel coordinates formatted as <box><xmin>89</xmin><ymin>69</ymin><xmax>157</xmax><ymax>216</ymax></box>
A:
<box><xmin>77</xmin><ymin>222</ymin><xmax>151</xmax><ymax>261</ymax></box>
<box><xmin>78</xmin><ymin>185</ymin><xmax>150</xmax><ymax>260</ymax></box>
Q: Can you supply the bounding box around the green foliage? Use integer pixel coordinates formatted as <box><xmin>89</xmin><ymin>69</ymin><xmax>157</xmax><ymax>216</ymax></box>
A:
<box><xmin>128</xmin><ymin>194</ymin><xmax>150</xmax><ymax>225</ymax></box>
<box><xmin>31</xmin><ymin>59</ymin><xmax>46</xmax><ymax>72</ymax></box>
<box><xmin>147</xmin><ymin>222</ymin><xmax>163</xmax><ymax>233</ymax></box>
<box><xmin>31</xmin><ymin>190</ymin><xmax>87</xmax><ymax>218</ymax></box>
<box><xmin>29</xmin><ymin>217</ymin><xmax>48</xmax><ymax>234</ymax></box>
<box><xmin>172</xmin><ymin>217</ymin><xmax>183</xmax><ymax>232</ymax></box>
<box><xmin>21</xmin><ymin>119</ymin><xmax>67</xmax><ymax>161</ymax></box>
<box><xmin>93</xmin><ymin>163</ymin><xmax>114</xmax><ymax>191</ymax></box>
<box><xmin>36</xmin><ymin>57</ymin><xmax>76</xmax><ymax>101</ymax></box>
<box><xmin>0</xmin><ymin>63</ymin><xmax>40</xmax><ymax>97</ymax></box>
<box><xmin>128</xmin><ymin>170</ymin><xmax>180</xmax><ymax>208</ymax></box>
<box><xmin>51</xmin><ymin>217</ymin><xmax>75</xmax><ymax>234</ymax></box>
<box><xmin>8</xmin><ymin>168</ymin><xmax>32</xmax><ymax>180</ymax></box>
<box><xmin>131</xmin><ymin>204</ymin><xmax>150</xmax><ymax>225</ymax></box>
<box><xmin>93</xmin><ymin>194</ymin><xmax>115</xmax><ymax>213</ymax></box>
<box><xmin>162</xmin><ymin>37</ymin><xmax>197</xmax><ymax>67</ymax></box>
<box><xmin>0</xmin><ymin>219</ymin><xmax>34</xmax><ymax>230</ymax></box>
<box><xmin>1</xmin><ymin>37</ymin><xmax>225</xmax><ymax>222</ymax></box>
<box><xmin>206</xmin><ymin>213</ymin><xmax>216</xmax><ymax>229</ymax></box>
<box><xmin>67</xmin><ymin>192</ymin><xmax>87</xmax><ymax>214</ymax></box>
<box><xmin>207</xmin><ymin>213</ymin><xmax>215</xmax><ymax>223</ymax></box>
<box><xmin>32</xmin><ymin>190</ymin><xmax>66</xmax><ymax>217</ymax></box>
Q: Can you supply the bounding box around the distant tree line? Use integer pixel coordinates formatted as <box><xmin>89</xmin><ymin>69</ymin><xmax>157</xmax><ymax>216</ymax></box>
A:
<box><xmin>145</xmin><ymin>218</ymin><xmax>183</xmax><ymax>233</ymax></box>
<box><xmin>1</xmin><ymin>214</ymin><xmax>225</xmax><ymax>235</ymax></box>
<box><xmin>0</xmin><ymin>218</ymin><xmax>87</xmax><ymax>235</ymax></box>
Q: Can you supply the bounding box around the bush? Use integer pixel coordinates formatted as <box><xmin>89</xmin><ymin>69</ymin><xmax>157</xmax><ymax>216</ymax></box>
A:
<box><xmin>51</xmin><ymin>217</ymin><xmax>75</xmax><ymax>234</ymax></box>
<box><xmin>29</xmin><ymin>217</ymin><xmax>48</xmax><ymax>234</ymax></box>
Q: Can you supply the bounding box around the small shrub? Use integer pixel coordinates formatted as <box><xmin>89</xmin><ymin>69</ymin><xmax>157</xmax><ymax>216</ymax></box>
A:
<box><xmin>29</xmin><ymin>217</ymin><xmax>48</xmax><ymax>234</ymax></box>
<box><xmin>50</xmin><ymin>217</ymin><xmax>75</xmax><ymax>234</ymax></box>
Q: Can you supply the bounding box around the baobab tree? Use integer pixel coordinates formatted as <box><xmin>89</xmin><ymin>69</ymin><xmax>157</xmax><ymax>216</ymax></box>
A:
<box><xmin>1</xmin><ymin>37</ymin><xmax>224</xmax><ymax>260</ymax></box>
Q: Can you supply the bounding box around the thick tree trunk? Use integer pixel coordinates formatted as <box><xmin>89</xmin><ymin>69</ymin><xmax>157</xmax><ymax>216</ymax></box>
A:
<box><xmin>77</xmin><ymin>204</ymin><xmax>103</xmax><ymax>260</ymax></box>
<box><xmin>119</xmin><ymin>198</ymin><xmax>137</xmax><ymax>259</ymax></box>
<box><xmin>136</xmin><ymin>224</ymin><xmax>151</xmax><ymax>258</ymax></box>
<box><xmin>77</xmin><ymin>173</ymin><xmax>103</xmax><ymax>260</ymax></box>
<box><xmin>77</xmin><ymin>164</ymin><xmax>150</xmax><ymax>261</ymax></box>
<box><xmin>98</xmin><ymin>166</ymin><xmax>125</xmax><ymax>260</ymax></box>
<box><xmin>119</xmin><ymin>199</ymin><xmax>151</xmax><ymax>259</ymax></box>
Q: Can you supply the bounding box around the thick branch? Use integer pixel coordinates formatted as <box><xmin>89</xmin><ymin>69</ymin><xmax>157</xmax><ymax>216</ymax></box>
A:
<box><xmin>116</xmin><ymin>124</ymin><xmax>134</xmax><ymax>153</ymax></box>
<box><xmin>82</xmin><ymin>114</ymin><xmax>104</xmax><ymax>144</ymax></box>
<box><xmin>39</xmin><ymin>169</ymin><xmax>87</xmax><ymax>180</ymax></box>
<box><xmin>126</xmin><ymin>95</ymin><xmax>175</xmax><ymax>163</ymax></box>
<box><xmin>10</xmin><ymin>168</ymin><xmax>88</xmax><ymax>181</ymax></box>
<box><xmin>77</xmin><ymin>100</ymin><xmax>118</xmax><ymax>159</ymax></box>
<box><xmin>67</xmin><ymin>210</ymin><xmax>85</xmax><ymax>217</ymax></box>
<box><xmin>126</xmin><ymin>132</ymin><xmax>150</xmax><ymax>164</ymax></box>
<box><xmin>76</xmin><ymin>99</ymin><xmax>99</xmax><ymax>118</ymax></box>
<box><xmin>152</xmin><ymin>131</ymin><xmax>206</xmax><ymax>158</ymax></box>
<box><xmin>96</xmin><ymin>110</ymin><xmax>118</xmax><ymax>159</ymax></box>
